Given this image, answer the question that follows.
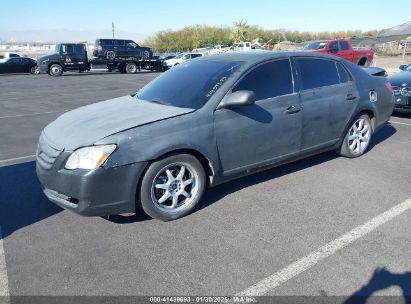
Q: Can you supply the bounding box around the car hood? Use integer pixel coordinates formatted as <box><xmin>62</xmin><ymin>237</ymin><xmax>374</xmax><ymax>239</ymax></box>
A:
<box><xmin>43</xmin><ymin>95</ymin><xmax>194</xmax><ymax>151</ymax></box>
<box><xmin>38</xmin><ymin>54</ymin><xmax>59</xmax><ymax>64</ymax></box>
<box><xmin>388</xmin><ymin>71</ymin><xmax>411</xmax><ymax>86</ymax></box>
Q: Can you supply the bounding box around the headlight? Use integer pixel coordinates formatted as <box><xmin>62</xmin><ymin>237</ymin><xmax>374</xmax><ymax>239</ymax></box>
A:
<box><xmin>401</xmin><ymin>87</ymin><xmax>411</xmax><ymax>96</ymax></box>
<box><xmin>41</xmin><ymin>59</ymin><xmax>49</xmax><ymax>65</ymax></box>
<box><xmin>65</xmin><ymin>144</ymin><xmax>117</xmax><ymax>170</ymax></box>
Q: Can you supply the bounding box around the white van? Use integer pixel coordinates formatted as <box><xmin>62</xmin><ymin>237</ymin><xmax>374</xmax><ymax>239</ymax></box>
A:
<box><xmin>234</xmin><ymin>42</ymin><xmax>252</xmax><ymax>51</ymax></box>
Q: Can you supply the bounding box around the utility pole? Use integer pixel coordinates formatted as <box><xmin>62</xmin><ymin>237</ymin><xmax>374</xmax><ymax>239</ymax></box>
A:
<box><xmin>112</xmin><ymin>22</ymin><xmax>115</xmax><ymax>39</ymax></box>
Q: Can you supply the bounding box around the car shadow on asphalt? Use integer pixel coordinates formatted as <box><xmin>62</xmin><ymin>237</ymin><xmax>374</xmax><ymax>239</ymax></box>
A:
<box><xmin>344</xmin><ymin>267</ymin><xmax>411</xmax><ymax>303</ymax></box>
<box><xmin>60</xmin><ymin>71</ymin><xmax>162</xmax><ymax>77</ymax></box>
<box><xmin>0</xmin><ymin>73</ymin><xmax>35</xmax><ymax>77</ymax></box>
<box><xmin>368</xmin><ymin>123</ymin><xmax>397</xmax><ymax>151</ymax></box>
<box><xmin>0</xmin><ymin>161</ymin><xmax>62</xmax><ymax>238</ymax></box>
<box><xmin>391</xmin><ymin>112</ymin><xmax>411</xmax><ymax>119</ymax></box>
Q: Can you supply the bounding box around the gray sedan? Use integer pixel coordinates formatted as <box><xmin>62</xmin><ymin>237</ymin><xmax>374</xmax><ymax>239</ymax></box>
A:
<box><xmin>36</xmin><ymin>51</ymin><xmax>394</xmax><ymax>221</ymax></box>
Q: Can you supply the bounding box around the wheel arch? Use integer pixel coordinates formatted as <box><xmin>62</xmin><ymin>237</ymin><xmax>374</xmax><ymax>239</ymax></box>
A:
<box><xmin>48</xmin><ymin>62</ymin><xmax>64</xmax><ymax>71</ymax></box>
<box><xmin>336</xmin><ymin>108</ymin><xmax>376</xmax><ymax>150</ymax></box>
<box><xmin>358</xmin><ymin>108</ymin><xmax>376</xmax><ymax>131</ymax></box>
<box><xmin>357</xmin><ymin>57</ymin><xmax>368</xmax><ymax>66</ymax></box>
<box><xmin>150</xmin><ymin>148</ymin><xmax>215</xmax><ymax>184</ymax></box>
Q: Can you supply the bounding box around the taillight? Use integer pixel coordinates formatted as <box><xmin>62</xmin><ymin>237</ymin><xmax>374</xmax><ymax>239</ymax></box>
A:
<box><xmin>385</xmin><ymin>82</ymin><xmax>393</xmax><ymax>93</ymax></box>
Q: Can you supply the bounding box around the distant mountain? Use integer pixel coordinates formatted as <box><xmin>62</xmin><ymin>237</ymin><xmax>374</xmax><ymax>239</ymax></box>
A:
<box><xmin>0</xmin><ymin>28</ymin><xmax>149</xmax><ymax>43</ymax></box>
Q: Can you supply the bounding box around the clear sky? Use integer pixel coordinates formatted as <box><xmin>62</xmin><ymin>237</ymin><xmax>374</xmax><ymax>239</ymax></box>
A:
<box><xmin>1</xmin><ymin>0</ymin><xmax>410</xmax><ymax>42</ymax></box>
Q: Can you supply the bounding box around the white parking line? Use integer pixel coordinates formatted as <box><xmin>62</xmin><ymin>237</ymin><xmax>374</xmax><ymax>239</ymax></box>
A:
<box><xmin>0</xmin><ymin>155</ymin><xmax>36</xmax><ymax>165</ymax></box>
<box><xmin>389</xmin><ymin>120</ymin><xmax>411</xmax><ymax>126</ymax></box>
<box><xmin>237</xmin><ymin>197</ymin><xmax>411</xmax><ymax>296</ymax></box>
<box><xmin>0</xmin><ymin>110</ymin><xmax>67</xmax><ymax>120</ymax></box>
<box><xmin>0</xmin><ymin>226</ymin><xmax>10</xmax><ymax>297</ymax></box>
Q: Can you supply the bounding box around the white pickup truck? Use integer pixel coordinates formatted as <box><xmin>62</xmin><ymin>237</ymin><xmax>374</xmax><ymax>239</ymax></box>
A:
<box><xmin>209</xmin><ymin>45</ymin><xmax>230</xmax><ymax>54</ymax></box>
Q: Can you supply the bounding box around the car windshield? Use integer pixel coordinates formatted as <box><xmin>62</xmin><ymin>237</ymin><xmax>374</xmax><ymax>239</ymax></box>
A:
<box><xmin>406</xmin><ymin>64</ymin><xmax>411</xmax><ymax>72</ymax></box>
<box><xmin>304</xmin><ymin>42</ymin><xmax>327</xmax><ymax>50</ymax></box>
<box><xmin>137</xmin><ymin>59</ymin><xmax>244</xmax><ymax>109</ymax></box>
<box><xmin>173</xmin><ymin>53</ymin><xmax>184</xmax><ymax>59</ymax></box>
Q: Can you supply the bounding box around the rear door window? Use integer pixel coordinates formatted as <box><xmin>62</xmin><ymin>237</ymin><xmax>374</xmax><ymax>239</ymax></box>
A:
<box><xmin>233</xmin><ymin>59</ymin><xmax>294</xmax><ymax>101</ymax></box>
<box><xmin>336</xmin><ymin>63</ymin><xmax>351</xmax><ymax>83</ymax></box>
<box><xmin>296</xmin><ymin>58</ymin><xmax>340</xmax><ymax>90</ymax></box>
<box><xmin>339</xmin><ymin>41</ymin><xmax>350</xmax><ymax>51</ymax></box>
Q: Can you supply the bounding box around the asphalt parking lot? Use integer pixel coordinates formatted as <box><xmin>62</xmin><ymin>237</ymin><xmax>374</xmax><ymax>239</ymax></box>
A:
<box><xmin>0</xmin><ymin>72</ymin><xmax>410</xmax><ymax>300</ymax></box>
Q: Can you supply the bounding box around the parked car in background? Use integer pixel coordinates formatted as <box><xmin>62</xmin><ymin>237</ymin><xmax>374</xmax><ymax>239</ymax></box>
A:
<box><xmin>0</xmin><ymin>57</ymin><xmax>37</xmax><ymax>74</ymax></box>
<box><xmin>304</xmin><ymin>39</ymin><xmax>374</xmax><ymax>66</ymax></box>
<box><xmin>234</xmin><ymin>42</ymin><xmax>252</xmax><ymax>51</ymax></box>
<box><xmin>159</xmin><ymin>55</ymin><xmax>175</xmax><ymax>61</ymax></box>
<box><xmin>93</xmin><ymin>39</ymin><xmax>153</xmax><ymax>60</ymax></box>
<box><xmin>163</xmin><ymin>53</ymin><xmax>203</xmax><ymax>69</ymax></box>
<box><xmin>36</xmin><ymin>51</ymin><xmax>394</xmax><ymax>221</ymax></box>
<box><xmin>209</xmin><ymin>45</ymin><xmax>230</xmax><ymax>54</ymax></box>
<box><xmin>0</xmin><ymin>52</ymin><xmax>21</xmax><ymax>63</ymax></box>
<box><xmin>388</xmin><ymin>63</ymin><xmax>411</xmax><ymax>113</ymax></box>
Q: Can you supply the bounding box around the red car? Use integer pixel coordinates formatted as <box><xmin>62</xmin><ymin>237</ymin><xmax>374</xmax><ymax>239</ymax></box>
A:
<box><xmin>304</xmin><ymin>39</ymin><xmax>374</xmax><ymax>66</ymax></box>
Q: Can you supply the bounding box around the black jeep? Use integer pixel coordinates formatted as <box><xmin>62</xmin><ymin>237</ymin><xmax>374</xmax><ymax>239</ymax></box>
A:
<box><xmin>93</xmin><ymin>39</ymin><xmax>153</xmax><ymax>60</ymax></box>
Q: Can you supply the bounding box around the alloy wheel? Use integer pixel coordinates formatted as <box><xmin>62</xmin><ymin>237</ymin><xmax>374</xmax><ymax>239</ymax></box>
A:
<box><xmin>151</xmin><ymin>162</ymin><xmax>199</xmax><ymax>210</ymax></box>
<box><xmin>348</xmin><ymin>118</ymin><xmax>371</xmax><ymax>154</ymax></box>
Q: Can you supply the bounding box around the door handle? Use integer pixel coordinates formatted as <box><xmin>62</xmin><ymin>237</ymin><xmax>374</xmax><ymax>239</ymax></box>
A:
<box><xmin>285</xmin><ymin>105</ymin><xmax>301</xmax><ymax>114</ymax></box>
<box><xmin>346</xmin><ymin>94</ymin><xmax>357</xmax><ymax>101</ymax></box>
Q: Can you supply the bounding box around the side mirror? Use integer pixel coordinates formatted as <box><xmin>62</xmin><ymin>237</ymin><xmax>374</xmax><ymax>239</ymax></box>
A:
<box><xmin>399</xmin><ymin>64</ymin><xmax>407</xmax><ymax>71</ymax></box>
<box><xmin>218</xmin><ymin>90</ymin><xmax>256</xmax><ymax>109</ymax></box>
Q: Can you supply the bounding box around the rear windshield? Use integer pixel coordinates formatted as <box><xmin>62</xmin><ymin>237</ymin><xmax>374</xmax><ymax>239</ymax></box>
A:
<box><xmin>137</xmin><ymin>60</ymin><xmax>243</xmax><ymax>109</ymax></box>
<box><xmin>304</xmin><ymin>42</ymin><xmax>328</xmax><ymax>50</ymax></box>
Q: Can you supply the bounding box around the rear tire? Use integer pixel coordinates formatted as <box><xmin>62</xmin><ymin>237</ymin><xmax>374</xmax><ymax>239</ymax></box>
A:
<box><xmin>337</xmin><ymin>114</ymin><xmax>373</xmax><ymax>158</ymax></box>
<box><xmin>138</xmin><ymin>154</ymin><xmax>206</xmax><ymax>221</ymax></box>
<box><xmin>125</xmin><ymin>63</ymin><xmax>138</xmax><ymax>74</ymax></box>
<box><xmin>49</xmin><ymin>64</ymin><xmax>63</xmax><ymax>76</ymax></box>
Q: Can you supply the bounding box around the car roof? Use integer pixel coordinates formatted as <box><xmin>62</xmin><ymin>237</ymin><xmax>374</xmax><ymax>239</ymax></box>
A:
<box><xmin>198</xmin><ymin>50</ymin><xmax>344</xmax><ymax>64</ymax></box>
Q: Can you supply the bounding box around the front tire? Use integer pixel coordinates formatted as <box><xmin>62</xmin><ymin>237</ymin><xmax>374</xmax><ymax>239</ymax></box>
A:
<box><xmin>139</xmin><ymin>154</ymin><xmax>206</xmax><ymax>221</ymax></box>
<box><xmin>49</xmin><ymin>64</ymin><xmax>63</xmax><ymax>76</ymax></box>
<box><xmin>337</xmin><ymin>114</ymin><xmax>373</xmax><ymax>158</ymax></box>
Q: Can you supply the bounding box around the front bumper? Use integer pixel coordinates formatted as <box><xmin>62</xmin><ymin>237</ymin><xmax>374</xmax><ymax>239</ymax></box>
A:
<box><xmin>37</xmin><ymin>64</ymin><xmax>49</xmax><ymax>74</ymax></box>
<box><xmin>36</xmin><ymin>140</ymin><xmax>147</xmax><ymax>216</ymax></box>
